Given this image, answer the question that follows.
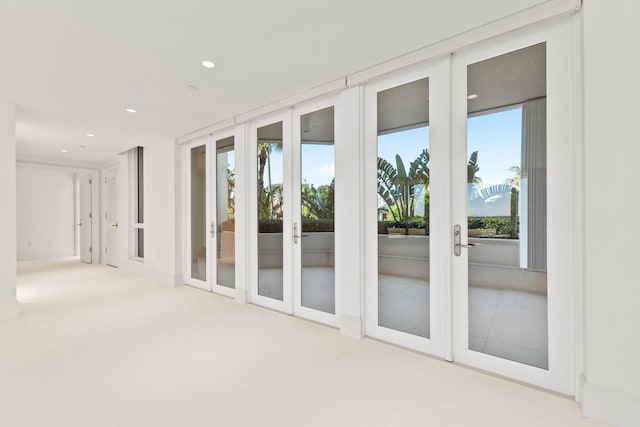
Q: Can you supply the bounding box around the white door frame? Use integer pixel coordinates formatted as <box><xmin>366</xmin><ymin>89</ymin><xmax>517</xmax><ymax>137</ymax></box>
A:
<box><xmin>210</xmin><ymin>129</ymin><xmax>237</xmax><ymax>298</ymax></box>
<box><xmin>249</xmin><ymin>109</ymin><xmax>293</xmax><ymax>313</ymax></box>
<box><xmin>103</xmin><ymin>166</ymin><xmax>119</xmax><ymax>267</ymax></box>
<box><xmin>363</xmin><ymin>58</ymin><xmax>449</xmax><ymax>358</ymax></box>
<box><xmin>292</xmin><ymin>94</ymin><xmax>340</xmax><ymax>327</ymax></box>
<box><xmin>450</xmin><ymin>17</ymin><xmax>575</xmax><ymax>394</ymax></box>
<box><xmin>183</xmin><ymin>136</ymin><xmax>212</xmax><ymax>291</ymax></box>
<box><xmin>78</xmin><ymin>173</ymin><xmax>93</xmax><ymax>264</ymax></box>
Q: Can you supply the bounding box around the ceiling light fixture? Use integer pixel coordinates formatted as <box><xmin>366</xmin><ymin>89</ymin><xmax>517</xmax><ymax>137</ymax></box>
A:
<box><xmin>86</xmin><ymin>133</ymin><xmax>95</xmax><ymax>137</ymax></box>
<box><xmin>202</xmin><ymin>60</ymin><xmax>215</xmax><ymax>69</ymax></box>
<box><xmin>61</xmin><ymin>149</ymin><xmax>69</xmax><ymax>153</ymax></box>
<box><xmin>125</xmin><ymin>108</ymin><xmax>137</xmax><ymax>113</ymax></box>
<box><xmin>187</xmin><ymin>85</ymin><xmax>199</xmax><ymax>91</ymax></box>
<box><xmin>467</xmin><ymin>94</ymin><xmax>478</xmax><ymax>100</ymax></box>
<box><xmin>80</xmin><ymin>145</ymin><xmax>87</xmax><ymax>148</ymax></box>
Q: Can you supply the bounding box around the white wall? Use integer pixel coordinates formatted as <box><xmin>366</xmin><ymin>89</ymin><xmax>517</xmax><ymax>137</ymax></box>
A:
<box><xmin>16</xmin><ymin>164</ymin><xmax>76</xmax><ymax>261</ymax></box>
<box><xmin>582</xmin><ymin>1</ymin><xmax>640</xmax><ymax>425</ymax></box>
<box><xmin>0</xmin><ymin>101</ymin><xmax>17</xmax><ymax>317</ymax></box>
<box><xmin>111</xmin><ymin>140</ymin><xmax>175</xmax><ymax>284</ymax></box>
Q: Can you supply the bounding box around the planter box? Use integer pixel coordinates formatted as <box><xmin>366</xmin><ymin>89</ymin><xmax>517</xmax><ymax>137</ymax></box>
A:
<box><xmin>468</xmin><ymin>228</ymin><xmax>497</xmax><ymax>237</ymax></box>
<box><xmin>408</xmin><ymin>228</ymin><xmax>426</xmax><ymax>236</ymax></box>
<box><xmin>388</xmin><ymin>227</ymin><xmax>406</xmax><ymax>235</ymax></box>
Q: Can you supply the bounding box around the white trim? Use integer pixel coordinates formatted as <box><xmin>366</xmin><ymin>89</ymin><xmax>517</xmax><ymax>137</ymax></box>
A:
<box><xmin>177</xmin><ymin>118</ymin><xmax>236</xmax><ymax>146</ymax></box>
<box><xmin>571</xmin><ymin>10</ymin><xmax>586</xmax><ymax>403</ymax></box>
<box><xmin>248</xmin><ymin>109</ymin><xmax>293</xmax><ymax>313</ymax></box>
<box><xmin>363</xmin><ymin>58</ymin><xmax>447</xmax><ymax>358</ymax></box>
<box><xmin>582</xmin><ymin>379</ymin><xmax>640</xmax><ymax>427</ymax></box>
<box><xmin>182</xmin><ymin>135</ymin><xmax>211</xmax><ymax>291</ymax></box>
<box><xmin>292</xmin><ymin>94</ymin><xmax>340</xmax><ymax>327</ymax></box>
<box><xmin>176</xmin><ymin>0</ymin><xmax>580</xmax><ymax>148</ymax></box>
<box><xmin>210</xmin><ymin>128</ymin><xmax>237</xmax><ymax>299</ymax></box>
<box><xmin>0</xmin><ymin>302</ymin><xmax>20</xmax><ymax>322</ymax></box>
<box><xmin>450</xmin><ymin>16</ymin><xmax>575</xmax><ymax>395</ymax></box>
<box><xmin>347</xmin><ymin>0</ymin><xmax>580</xmax><ymax>87</ymax></box>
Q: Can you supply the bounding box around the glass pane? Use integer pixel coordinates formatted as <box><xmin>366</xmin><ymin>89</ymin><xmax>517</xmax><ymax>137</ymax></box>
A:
<box><xmin>301</xmin><ymin>107</ymin><xmax>335</xmax><ymax>314</ymax></box>
<box><xmin>466</xmin><ymin>43</ymin><xmax>548</xmax><ymax>369</ymax></box>
<box><xmin>257</xmin><ymin>122</ymin><xmax>284</xmax><ymax>300</ymax></box>
<box><xmin>191</xmin><ymin>144</ymin><xmax>207</xmax><ymax>281</ymax></box>
<box><xmin>377</xmin><ymin>78</ymin><xmax>430</xmax><ymax>338</ymax></box>
<box><xmin>136</xmin><ymin>228</ymin><xmax>144</xmax><ymax>258</ymax></box>
<box><xmin>216</xmin><ymin>136</ymin><xmax>235</xmax><ymax>289</ymax></box>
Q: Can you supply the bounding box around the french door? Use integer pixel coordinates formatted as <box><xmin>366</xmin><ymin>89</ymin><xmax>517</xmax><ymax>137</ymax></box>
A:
<box><xmin>249</xmin><ymin>98</ymin><xmax>339</xmax><ymax>326</ymax></box>
<box><xmin>185</xmin><ymin>132</ymin><xmax>237</xmax><ymax>296</ymax></box>
<box><xmin>365</xmin><ymin>19</ymin><xmax>574</xmax><ymax>393</ymax></box>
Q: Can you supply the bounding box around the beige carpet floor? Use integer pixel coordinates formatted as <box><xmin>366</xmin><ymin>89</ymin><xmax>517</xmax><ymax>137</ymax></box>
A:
<box><xmin>0</xmin><ymin>258</ymin><xmax>607</xmax><ymax>427</ymax></box>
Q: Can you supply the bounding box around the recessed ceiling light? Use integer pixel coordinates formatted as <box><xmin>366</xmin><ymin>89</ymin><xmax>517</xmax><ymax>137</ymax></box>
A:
<box><xmin>188</xmin><ymin>85</ymin><xmax>199</xmax><ymax>91</ymax></box>
<box><xmin>202</xmin><ymin>60</ymin><xmax>215</xmax><ymax>69</ymax></box>
<box><xmin>467</xmin><ymin>94</ymin><xmax>478</xmax><ymax>100</ymax></box>
<box><xmin>61</xmin><ymin>149</ymin><xmax>69</xmax><ymax>153</ymax></box>
<box><xmin>125</xmin><ymin>108</ymin><xmax>137</xmax><ymax>113</ymax></box>
<box><xmin>80</xmin><ymin>145</ymin><xmax>87</xmax><ymax>148</ymax></box>
<box><xmin>86</xmin><ymin>133</ymin><xmax>95</xmax><ymax>137</ymax></box>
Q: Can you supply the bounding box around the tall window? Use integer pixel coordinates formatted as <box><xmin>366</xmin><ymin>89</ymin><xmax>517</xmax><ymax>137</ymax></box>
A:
<box><xmin>133</xmin><ymin>146</ymin><xmax>144</xmax><ymax>259</ymax></box>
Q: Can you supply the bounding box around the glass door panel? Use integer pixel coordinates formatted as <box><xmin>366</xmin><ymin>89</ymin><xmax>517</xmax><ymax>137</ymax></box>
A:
<box><xmin>257</xmin><ymin>121</ymin><xmax>284</xmax><ymax>301</ymax></box>
<box><xmin>190</xmin><ymin>144</ymin><xmax>207</xmax><ymax>282</ymax></box>
<box><xmin>464</xmin><ymin>43</ymin><xmax>548</xmax><ymax>369</ymax></box>
<box><xmin>215</xmin><ymin>136</ymin><xmax>235</xmax><ymax>290</ymax></box>
<box><xmin>300</xmin><ymin>106</ymin><xmax>335</xmax><ymax>315</ymax></box>
<box><xmin>376</xmin><ymin>78</ymin><xmax>431</xmax><ymax>338</ymax></box>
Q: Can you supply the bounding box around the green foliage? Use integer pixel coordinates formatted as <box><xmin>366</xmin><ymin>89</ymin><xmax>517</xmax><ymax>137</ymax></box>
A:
<box><xmin>301</xmin><ymin>180</ymin><xmax>334</xmax><ymax>220</ymax></box>
<box><xmin>467</xmin><ymin>216</ymin><xmax>514</xmax><ymax>235</ymax></box>
<box><xmin>467</xmin><ymin>151</ymin><xmax>482</xmax><ymax>184</ymax></box>
<box><xmin>377</xmin><ymin>148</ymin><xmax>430</xmax><ymax>223</ymax></box>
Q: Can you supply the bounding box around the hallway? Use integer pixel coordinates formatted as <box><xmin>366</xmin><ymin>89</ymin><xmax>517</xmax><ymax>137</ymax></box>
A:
<box><xmin>0</xmin><ymin>259</ymin><xmax>606</xmax><ymax>427</ymax></box>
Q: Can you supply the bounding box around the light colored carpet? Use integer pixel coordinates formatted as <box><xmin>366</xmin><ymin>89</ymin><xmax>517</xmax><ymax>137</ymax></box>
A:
<box><xmin>0</xmin><ymin>258</ymin><xmax>607</xmax><ymax>427</ymax></box>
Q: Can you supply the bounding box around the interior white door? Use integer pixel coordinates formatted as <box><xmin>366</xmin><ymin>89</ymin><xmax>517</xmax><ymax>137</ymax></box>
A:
<box><xmin>104</xmin><ymin>169</ymin><xmax>119</xmax><ymax>267</ymax></box>
<box><xmin>450</xmin><ymin>19</ymin><xmax>574</xmax><ymax>394</ymax></box>
<box><xmin>78</xmin><ymin>174</ymin><xmax>92</xmax><ymax>263</ymax></box>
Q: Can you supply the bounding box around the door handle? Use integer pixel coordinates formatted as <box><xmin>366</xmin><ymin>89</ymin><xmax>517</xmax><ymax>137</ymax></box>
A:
<box><xmin>210</xmin><ymin>221</ymin><xmax>216</xmax><ymax>237</ymax></box>
<box><xmin>454</xmin><ymin>224</ymin><xmax>477</xmax><ymax>256</ymax></box>
<box><xmin>112</xmin><ymin>223</ymin><xmax>118</xmax><ymax>228</ymax></box>
<box><xmin>293</xmin><ymin>222</ymin><xmax>301</xmax><ymax>244</ymax></box>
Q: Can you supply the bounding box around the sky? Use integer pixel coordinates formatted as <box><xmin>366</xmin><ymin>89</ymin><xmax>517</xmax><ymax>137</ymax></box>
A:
<box><xmin>252</xmin><ymin>105</ymin><xmax>522</xmax><ymax>189</ymax></box>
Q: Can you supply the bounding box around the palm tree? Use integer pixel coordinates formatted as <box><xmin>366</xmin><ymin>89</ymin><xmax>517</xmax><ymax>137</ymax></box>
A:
<box><xmin>505</xmin><ymin>165</ymin><xmax>521</xmax><ymax>190</ymax></box>
<box><xmin>377</xmin><ymin>149</ymin><xmax>430</xmax><ymax>232</ymax></box>
<box><xmin>467</xmin><ymin>151</ymin><xmax>482</xmax><ymax>185</ymax></box>
<box><xmin>257</xmin><ymin>141</ymin><xmax>282</xmax><ymax>219</ymax></box>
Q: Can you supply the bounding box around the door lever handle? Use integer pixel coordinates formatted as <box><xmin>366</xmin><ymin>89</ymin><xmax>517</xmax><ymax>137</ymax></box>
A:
<box><xmin>293</xmin><ymin>222</ymin><xmax>301</xmax><ymax>244</ymax></box>
<box><xmin>454</xmin><ymin>224</ymin><xmax>477</xmax><ymax>256</ymax></box>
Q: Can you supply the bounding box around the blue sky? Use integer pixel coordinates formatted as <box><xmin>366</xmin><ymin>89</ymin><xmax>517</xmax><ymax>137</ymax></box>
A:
<box><xmin>255</xmin><ymin>106</ymin><xmax>522</xmax><ymax>189</ymax></box>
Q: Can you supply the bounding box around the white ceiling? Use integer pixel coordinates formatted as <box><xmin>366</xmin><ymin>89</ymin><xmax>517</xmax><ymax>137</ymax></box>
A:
<box><xmin>0</xmin><ymin>0</ymin><xmax>548</xmax><ymax>165</ymax></box>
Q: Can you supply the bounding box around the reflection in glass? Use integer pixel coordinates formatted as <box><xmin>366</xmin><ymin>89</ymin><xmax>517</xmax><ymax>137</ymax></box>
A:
<box><xmin>257</xmin><ymin>122</ymin><xmax>284</xmax><ymax>300</ymax></box>
<box><xmin>301</xmin><ymin>107</ymin><xmax>335</xmax><ymax>314</ymax></box>
<box><xmin>376</xmin><ymin>78</ymin><xmax>431</xmax><ymax>338</ymax></box>
<box><xmin>216</xmin><ymin>136</ymin><xmax>235</xmax><ymax>288</ymax></box>
<box><xmin>466</xmin><ymin>43</ymin><xmax>548</xmax><ymax>369</ymax></box>
<box><xmin>191</xmin><ymin>145</ymin><xmax>207</xmax><ymax>281</ymax></box>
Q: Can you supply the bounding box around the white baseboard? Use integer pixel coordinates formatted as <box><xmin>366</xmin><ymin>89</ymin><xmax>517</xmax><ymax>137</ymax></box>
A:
<box><xmin>235</xmin><ymin>288</ymin><xmax>248</xmax><ymax>304</ymax></box>
<box><xmin>340</xmin><ymin>313</ymin><xmax>364</xmax><ymax>338</ymax></box>
<box><xmin>17</xmin><ymin>251</ymin><xmax>76</xmax><ymax>262</ymax></box>
<box><xmin>582</xmin><ymin>380</ymin><xmax>640</xmax><ymax>427</ymax></box>
<box><xmin>0</xmin><ymin>302</ymin><xmax>20</xmax><ymax>322</ymax></box>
